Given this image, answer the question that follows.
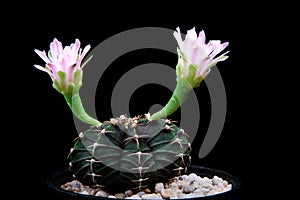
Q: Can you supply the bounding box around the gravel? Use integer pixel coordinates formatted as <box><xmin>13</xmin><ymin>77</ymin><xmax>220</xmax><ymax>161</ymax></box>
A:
<box><xmin>61</xmin><ymin>173</ymin><xmax>232</xmax><ymax>199</ymax></box>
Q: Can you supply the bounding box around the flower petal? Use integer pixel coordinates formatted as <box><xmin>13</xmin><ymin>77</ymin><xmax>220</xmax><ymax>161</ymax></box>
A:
<box><xmin>173</xmin><ymin>27</ymin><xmax>184</xmax><ymax>51</ymax></box>
<box><xmin>186</xmin><ymin>27</ymin><xmax>197</xmax><ymax>41</ymax></box>
<box><xmin>73</xmin><ymin>39</ymin><xmax>81</xmax><ymax>54</ymax></box>
<box><xmin>54</xmin><ymin>38</ymin><xmax>63</xmax><ymax>55</ymax></box>
<box><xmin>191</xmin><ymin>46</ymin><xmax>209</xmax><ymax>65</ymax></box>
<box><xmin>34</xmin><ymin>64</ymin><xmax>53</xmax><ymax>76</ymax></box>
<box><xmin>196</xmin><ymin>30</ymin><xmax>206</xmax><ymax>46</ymax></box>
<box><xmin>34</xmin><ymin>49</ymin><xmax>51</xmax><ymax>63</ymax></box>
<box><xmin>77</xmin><ymin>44</ymin><xmax>91</xmax><ymax>66</ymax></box>
<box><xmin>195</xmin><ymin>57</ymin><xmax>213</xmax><ymax>77</ymax></box>
<box><xmin>210</xmin><ymin>42</ymin><xmax>229</xmax><ymax>58</ymax></box>
<box><xmin>50</xmin><ymin>39</ymin><xmax>59</xmax><ymax>61</ymax></box>
<box><xmin>212</xmin><ymin>51</ymin><xmax>230</xmax><ymax>63</ymax></box>
<box><xmin>70</xmin><ymin>39</ymin><xmax>81</xmax><ymax>64</ymax></box>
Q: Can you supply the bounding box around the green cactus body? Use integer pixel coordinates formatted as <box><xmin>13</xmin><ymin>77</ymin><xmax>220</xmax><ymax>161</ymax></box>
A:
<box><xmin>68</xmin><ymin>115</ymin><xmax>191</xmax><ymax>193</ymax></box>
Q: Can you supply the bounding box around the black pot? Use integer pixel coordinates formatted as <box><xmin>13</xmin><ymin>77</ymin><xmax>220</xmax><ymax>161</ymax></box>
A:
<box><xmin>47</xmin><ymin>165</ymin><xmax>241</xmax><ymax>200</ymax></box>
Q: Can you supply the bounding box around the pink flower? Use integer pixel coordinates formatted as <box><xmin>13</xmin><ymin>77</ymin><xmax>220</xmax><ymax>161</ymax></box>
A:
<box><xmin>173</xmin><ymin>27</ymin><xmax>229</xmax><ymax>88</ymax></box>
<box><xmin>34</xmin><ymin>38</ymin><xmax>91</xmax><ymax>94</ymax></box>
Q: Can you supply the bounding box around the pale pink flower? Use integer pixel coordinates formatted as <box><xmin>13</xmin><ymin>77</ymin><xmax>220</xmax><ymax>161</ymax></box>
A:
<box><xmin>34</xmin><ymin>38</ymin><xmax>91</xmax><ymax>93</ymax></box>
<box><xmin>174</xmin><ymin>27</ymin><xmax>229</xmax><ymax>87</ymax></box>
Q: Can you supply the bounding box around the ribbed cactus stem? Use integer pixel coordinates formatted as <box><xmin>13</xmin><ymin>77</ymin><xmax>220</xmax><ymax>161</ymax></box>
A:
<box><xmin>69</xmin><ymin>115</ymin><xmax>191</xmax><ymax>192</ymax></box>
<box><xmin>63</xmin><ymin>91</ymin><xmax>102</xmax><ymax>127</ymax></box>
<box><xmin>150</xmin><ymin>83</ymin><xmax>192</xmax><ymax>120</ymax></box>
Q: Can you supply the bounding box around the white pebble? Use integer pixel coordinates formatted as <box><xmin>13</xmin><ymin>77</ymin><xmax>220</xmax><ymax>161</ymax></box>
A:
<box><xmin>176</xmin><ymin>180</ymin><xmax>190</xmax><ymax>189</ymax></box>
<box><xmin>217</xmin><ymin>182</ymin><xmax>225</xmax><ymax>190</ymax></box>
<box><xmin>188</xmin><ymin>173</ymin><xmax>200</xmax><ymax>182</ymax></box>
<box><xmin>226</xmin><ymin>184</ymin><xmax>232</xmax><ymax>191</ymax></box>
<box><xmin>193</xmin><ymin>189</ymin><xmax>204</xmax><ymax>195</ymax></box>
<box><xmin>170</xmin><ymin>182</ymin><xmax>177</xmax><ymax>189</ymax></box>
<box><xmin>223</xmin><ymin>180</ymin><xmax>229</xmax><ymax>187</ymax></box>
<box><xmin>80</xmin><ymin>191</ymin><xmax>89</xmax><ymax>195</ymax></box>
<box><xmin>181</xmin><ymin>175</ymin><xmax>189</xmax><ymax>180</ymax></box>
<box><xmin>125</xmin><ymin>189</ymin><xmax>134</xmax><ymax>197</ymax></box>
<box><xmin>137</xmin><ymin>191</ymin><xmax>146</xmax><ymax>197</ymax></box>
<box><xmin>207</xmin><ymin>190</ymin><xmax>217</xmax><ymax>195</ymax></box>
<box><xmin>114</xmin><ymin>193</ymin><xmax>126</xmax><ymax>198</ymax></box>
<box><xmin>200</xmin><ymin>187</ymin><xmax>210</xmax><ymax>195</ymax></box>
<box><xmin>182</xmin><ymin>185</ymin><xmax>195</xmax><ymax>193</ymax></box>
<box><xmin>160</xmin><ymin>188</ymin><xmax>177</xmax><ymax>199</ymax></box>
<box><xmin>203</xmin><ymin>177</ymin><xmax>213</xmax><ymax>186</ymax></box>
<box><xmin>154</xmin><ymin>183</ymin><xmax>164</xmax><ymax>193</ymax></box>
<box><xmin>95</xmin><ymin>190</ymin><xmax>109</xmax><ymax>197</ymax></box>
<box><xmin>212</xmin><ymin>175</ymin><xmax>223</xmax><ymax>185</ymax></box>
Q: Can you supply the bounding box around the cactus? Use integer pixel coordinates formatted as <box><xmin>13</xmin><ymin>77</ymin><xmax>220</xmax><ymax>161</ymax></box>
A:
<box><xmin>68</xmin><ymin>114</ymin><xmax>191</xmax><ymax>193</ymax></box>
<box><xmin>34</xmin><ymin>28</ymin><xmax>229</xmax><ymax>194</ymax></box>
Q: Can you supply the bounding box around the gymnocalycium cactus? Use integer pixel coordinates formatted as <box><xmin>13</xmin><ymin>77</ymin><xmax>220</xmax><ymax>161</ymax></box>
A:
<box><xmin>69</xmin><ymin>114</ymin><xmax>191</xmax><ymax>192</ymax></box>
<box><xmin>34</xmin><ymin>27</ymin><xmax>229</xmax><ymax>193</ymax></box>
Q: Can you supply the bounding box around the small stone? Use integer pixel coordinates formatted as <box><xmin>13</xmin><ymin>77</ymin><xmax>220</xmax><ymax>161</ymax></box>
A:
<box><xmin>65</xmin><ymin>186</ymin><xmax>72</xmax><ymax>191</ymax></box>
<box><xmin>125</xmin><ymin>189</ymin><xmax>134</xmax><ymax>197</ymax></box>
<box><xmin>70</xmin><ymin>180</ymin><xmax>82</xmax><ymax>189</ymax></box>
<box><xmin>212</xmin><ymin>185</ymin><xmax>218</xmax><ymax>191</ymax></box>
<box><xmin>199</xmin><ymin>187</ymin><xmax>210</xmax><ymax>195</ymax></box>
<box><xmin>137</xmin><ymin>191</ymin><xmax>146</xmax><ymax>197</ymax></box>
<box><xmin>202</xmin><ymin>177</ymin><xmax>213</xmax><ymax>186</ymax></box>
<box><xmin>154</xmin><ymin>183</ymin><xmax>164</xmax><ymax>193</ymax></box>
<box><xmin>141</xmin><ymin>193</ymin><xmax>162</xmax><ymax>199</ymax></box>
<box><xmin>193</xmin><ymin>189</ymin><xmax>204</xmax><ymax>195</ymax></box>
<box><xmin>160</xmin><ymin>188</ymin><xmax>177</xmax><ymax>199</ymax></box>
<box><xmin>217</xmin><ymin>182</ymin><xmax>225</xmax><ymax>190</ymax></box>
<box><xmin>182</xmin><ymin>185</ymin><xmax>195</xmax><ymax>193</ymax></box>
<box><xmin>80</xmin><ymin>191</ymin><xmax>89</xmax><ymax>195</ymax></box>
<box><xmin>95</xmin><ymin>190</ymin><xmax>109</xmax><ymax>197</ymax></box>
<box><xmin>176</xmin><ymin>180</ymin><xmax>190</xmax><ymax>189</ymax></box>
<box><xmin>212</xmin><ymin>176</ymin><xmax>223</xmax><ymax>185</ymax></box>
<box><xmin>181</xmin><ymin>175</ymin><xmax>189</xmax><ymax>180</ymax></box>
<box><xmin>170</xmin><ymin>182</ymin><xmax>177</xmax><ymax>189</ymax></box>
<box><xmin>223</xmin><ymin>180</ymin><xmax>229</xmax><ymax>187</ymax></box>
<box><xmin>114</xmin><ymin>193</ymin><xmax>125</xmax><ymax>199</ymax></box>
<box><xmin>226</xmin><ymin>184</ymin><xmax>232</xmax><ymax>191</ymax></box>
<box><xmin>188</xmin><ymin>173</ymin><xmax>200</xmax><ymax>182</ymax></box>
<box><xmin>90</xmin><ymin>189</ymin><xmax>96</xmax><ymax>196</ymax></box>
<box><xmin>207</xmin><ymin>190</ymin><xmax>217</xmax><ymax>195</ymax></box>
<box><xmin>144</xmin><ymin>188</ymin><xmax>151</xmax><ymax>193</ymax></box>
<box><xmin>64</xmin><ymin>182</ymin><xmax>71</xmax><ymax>187</ymax></box>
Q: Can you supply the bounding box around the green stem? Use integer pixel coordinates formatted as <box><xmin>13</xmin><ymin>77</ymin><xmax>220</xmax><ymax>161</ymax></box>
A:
<box><xmin>150</xmin><ymin>83</ymin><xmax>192</xmax><ymax>120</ymax></box>
<box><xmin>63</xmin><ymin>91</ymin><xmax>102</xmax><ymax>126</ymax></box>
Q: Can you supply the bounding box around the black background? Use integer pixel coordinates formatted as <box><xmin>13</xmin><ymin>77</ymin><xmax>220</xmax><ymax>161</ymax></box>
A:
<box><xmin>5</xmin><ymin>4</ymin><xmax>281</xmax><ymax>200</ymax></box>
